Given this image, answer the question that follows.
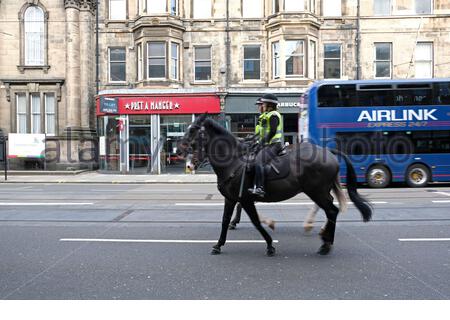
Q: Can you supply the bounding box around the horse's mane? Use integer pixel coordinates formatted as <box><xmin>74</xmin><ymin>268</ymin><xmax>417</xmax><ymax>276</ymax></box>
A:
<box><xmin>203</xmin><ymin>118</ymin><xmax>236</xmax><ymax>139</ymax></box>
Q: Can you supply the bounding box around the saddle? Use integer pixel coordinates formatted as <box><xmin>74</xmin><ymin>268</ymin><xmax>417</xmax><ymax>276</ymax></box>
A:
<box><xmin>244</xmin><ymin>147</ymin><xmax>290</xmax><ymax>182</ymax></box>
<box><xmin>264</xmin><ymin>151</ymin><xmax>290</xmax><ymax>181</ymax></box>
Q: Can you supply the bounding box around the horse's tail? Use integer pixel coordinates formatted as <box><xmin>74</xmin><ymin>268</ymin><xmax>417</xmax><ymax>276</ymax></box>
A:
<box><xmin>332</xmin><ymin>174</ymin><xmax>347</xmax><ymax>213</ymax></box>
<box><xmin>330</xmin><ymin>149</ymin><xmax>372</xmax><ymax>222</ymax></box>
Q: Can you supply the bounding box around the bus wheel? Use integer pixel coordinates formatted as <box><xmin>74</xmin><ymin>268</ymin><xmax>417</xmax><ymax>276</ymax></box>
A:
<box><xmin>406</xmin><ymin>164</ymin><xmax>430</xmax><ymax>188</ymax></box>
<box><xmin>367</xmin><ymin>165</ymin><xmax>391</xmax><ymax>188</ymax></box>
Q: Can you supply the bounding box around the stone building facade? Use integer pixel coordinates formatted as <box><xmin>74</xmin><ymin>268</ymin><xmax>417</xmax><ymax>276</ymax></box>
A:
<box><xmin>1</xmin><ymin>0</ymin><xmax>450</xmax><ymax>171</ymax></box>
<box><xmin>0</xmin><ymin>0</ymin><xmax>97</xmax><ymax>170</ymax></box>
<box><xmin>97</xmin><ymin>0</ymin><xmax>450</xmax><ymax>90</ymax></box>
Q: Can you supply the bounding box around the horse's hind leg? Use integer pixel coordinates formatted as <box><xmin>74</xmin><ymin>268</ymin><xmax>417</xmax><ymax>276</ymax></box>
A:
<box><xmin>240</xmin><ymin>201</ymin><xmax>275</xmax><ymax>256</ymax></box>
<box><xmin>305</xmin><ymin>191</ymin><xmax>339</xmax><ymax>255</ymax></box>
<box><xmin>229</xmin><ymin>203</ymin><xmax>242</xmax><ymax>230</ymax></box>
<box><xmin>303</xmin><ymin>204</ymin><xmax>320</xmax><ymax>233</ymax></box>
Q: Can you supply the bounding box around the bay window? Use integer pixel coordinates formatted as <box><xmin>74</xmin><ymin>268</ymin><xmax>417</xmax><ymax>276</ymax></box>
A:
<box><xmin>285</xmin><ymin>40</ymin><xmax>305</xmax><ymax>77</ymax></box>
<box><xmin>285</xmin><ymin>0</ymin><xmax>304</xmax><ymax>11</ymax></box>
<box><xmin>148</xmin><ymin>42</ymin><xmax>166</xmax><ymax>78</ymax></box>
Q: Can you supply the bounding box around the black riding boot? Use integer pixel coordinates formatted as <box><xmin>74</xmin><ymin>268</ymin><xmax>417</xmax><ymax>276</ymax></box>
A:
<box><xmin>248</xmin><ymin>163</ymin><xmax>265</xmax><ymax>197</ymax></box>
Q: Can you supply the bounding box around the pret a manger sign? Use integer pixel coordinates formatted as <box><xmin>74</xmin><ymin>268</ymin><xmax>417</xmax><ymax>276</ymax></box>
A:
<box><xmin>97</xmin><ymin>95</ymin><xmax>221</xmax><ymax>115</ymax></box>
<box><xmin>125</xmin><ymin>100</ymin><xmax>181</xmax><ymax>111</ymax></box>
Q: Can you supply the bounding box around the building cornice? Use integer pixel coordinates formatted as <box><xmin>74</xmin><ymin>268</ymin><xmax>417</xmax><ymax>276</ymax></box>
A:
<box><xmin>1</xmin><ymin>78</ymin><xmax>65</xmax><ymax>102</ymax></box>
<box><xmin>64</xmin><ymin>0</ymin><xmax>81</xmax><ymax>10</ymax></box>
<box><xmin>80</xmin><ymin>0</ymin><xmax>97</xmax><ymax>14</ymax></box>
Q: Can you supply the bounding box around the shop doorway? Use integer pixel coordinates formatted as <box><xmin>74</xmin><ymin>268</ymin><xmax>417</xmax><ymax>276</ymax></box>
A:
<box><xmin>129</xmin><ymin>115</ymin><xmax>152</xmax><ymax>173</ymax></box>
<box><xmin>160</xmin><ymin>115</ymin><xmax>192</xmax><ymax>174</ymax></box>
<box><xmin>102</xmin><ymin>117</ymin><xmax>121</xmax><ymax>171</ymax></box>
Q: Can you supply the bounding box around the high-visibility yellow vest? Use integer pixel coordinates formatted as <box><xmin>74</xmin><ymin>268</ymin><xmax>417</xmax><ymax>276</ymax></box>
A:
<box><xmin>255</xmin><ymin>112</ymin><xmax>267</xmax><ymax>139</ymax></box>
<box><xmin>262</xmin><ymin>110</ymin><xmax>283</xmax><ymax>145</ymax></box>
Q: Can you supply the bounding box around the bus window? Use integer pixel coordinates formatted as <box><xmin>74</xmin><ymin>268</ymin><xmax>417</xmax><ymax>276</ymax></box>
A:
<box><xmin>358</xmin><ymin>90</ymin><xmax>394</xmax><ymax>107</ymax></box>
<box><xmin>433</xmin><ymin>82</ymin><xmax>450</xmax><ymax>105</ymax></box>
<box><xmin>394</xmin><ymin>87</ymin><xmax>432</xmax><ymax>106</ymax></box>
<box><xmin>317</xmin><ymin>84</ymin><xmax>358</xmax><ymax>107</ymax></box>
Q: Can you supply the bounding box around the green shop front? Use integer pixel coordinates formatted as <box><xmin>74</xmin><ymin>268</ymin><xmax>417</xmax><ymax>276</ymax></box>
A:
<box><xmin>225</xmin><ymin>91</ymin><xmax>304</xmax><ymax>145</ymax></box>
<box><xmin>96</xmin><ymin>91</ymin><xmax>221</xmax><ymax>174</ymax></box>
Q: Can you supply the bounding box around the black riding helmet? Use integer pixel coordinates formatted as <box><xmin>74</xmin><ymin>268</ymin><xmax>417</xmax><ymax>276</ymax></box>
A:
<box><xmin>260</xmin><ymin>93</ymin><xmax>278</xmax><ymax>110</ymax></box>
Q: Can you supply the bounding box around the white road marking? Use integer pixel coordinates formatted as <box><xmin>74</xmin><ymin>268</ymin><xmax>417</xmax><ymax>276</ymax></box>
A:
<box><xmin>399</xmin><ymin>238</ymin><xmax>450</xmax><ymax>242</ymax></box>
<box><xmin>432</xmin><ymin>191</ymin><xmax>450</xmax><ymax>197</ymax></box>
<box><xmin>93</xmin><ymin>189</ymin><xmax>193</xmax><ymax>192</ymax></box>
<box><xmin>431</xmin><ymin>200</ymin><xmax>450</xmax><ymax>203</ymax></box>
<box><xmin>176</xmin><ymin>202</ymin><xmax>314</xmax><ymax>206</ymax></box>
<box><xmin>176</xmin><ymin>201</ymin><xmax>387</xmax><ymax>206</ymax></box>
<box><xmin>60</xmin><ymin>238</ymin><xmax>279</xmax><ymax>244</ymax></box>
<box><xmin>0</xmin><ymin>202</ymin><xmax>93</xmax><ymax>206</ymax></box>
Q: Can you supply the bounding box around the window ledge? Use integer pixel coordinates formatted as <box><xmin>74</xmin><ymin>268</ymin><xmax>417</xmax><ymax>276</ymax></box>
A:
<box><xmin>240</xmin><ymin>79</ymin><xmax>265</xmax><ymax>84</ymax></box>
<box><xmin>190</xmin><ymin>81</ymin><xmax>215</xmax><ymax>85</ymax></box>
<box><xmin>107</xmin><ymin>81</ymin><xmax>127</xmax><ymax>85</ymax></box>
<box><xmin>17</xmin><ymin>65</ymin><xmax>50</xmax><ymax>74</ymax></box>
<box><xmin>140</xmin><ymin>79</ymin><xmax>182</xmax><ymax>86</ymax></box>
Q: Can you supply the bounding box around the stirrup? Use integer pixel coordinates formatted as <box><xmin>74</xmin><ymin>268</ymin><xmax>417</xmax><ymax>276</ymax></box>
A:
<box><xmin>248</xmin><ymin>187</ymin><xmax>265</xmax><ymax>197</ymax></box>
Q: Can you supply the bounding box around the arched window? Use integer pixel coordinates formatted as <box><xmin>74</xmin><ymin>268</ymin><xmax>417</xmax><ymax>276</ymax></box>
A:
<box><xmin>24</xmin><ymin>6</ymin><xmax>45</xmax><ymax>65</ymax></box>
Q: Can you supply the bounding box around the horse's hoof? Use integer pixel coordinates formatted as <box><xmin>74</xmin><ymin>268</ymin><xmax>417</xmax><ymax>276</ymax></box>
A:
<box><xmin>319</xmin><ymin>228</ymin><xmax>325</xmax><ymax>236</ymax></box>
<box><xmin>303</xmin><ymin>224</ymin><xmax>314</xmax><ymax>233</ymax></box>
<box><xmin>211</xmin><ymin>245</ymin><xmax>221</xmax><ymax>255</ymax></box>
<box><xmin>266</xmin><ymin>246</ymin><xmax>276</xmax><ymax>257</ymax></box>
<box><xmin>228</xmin><ymin>224</ymin><xmax>236</xmax><ymax>230</ymax></box>
<box><xmin>317</xmin><ymin>243</ymin><xmax>332</xmax><ymax>255</ymax></box>
<box><xmin>267</xmin><ymin>220</ymin><xmax>276</xmax><ymax>231</ymax></box>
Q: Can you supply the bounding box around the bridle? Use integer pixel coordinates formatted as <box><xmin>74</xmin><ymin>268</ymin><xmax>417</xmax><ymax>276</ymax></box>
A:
<box><xmin>179</xmin><ymin>123</ymin><xmax>208</xmax><ymax>170</ymax></box>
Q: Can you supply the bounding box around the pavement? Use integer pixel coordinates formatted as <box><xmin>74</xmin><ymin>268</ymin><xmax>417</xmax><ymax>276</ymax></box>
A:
<box><xmin>0</xmin><ymin>171</ymin><xmax>217</xmax><ymax>184</ymax></box>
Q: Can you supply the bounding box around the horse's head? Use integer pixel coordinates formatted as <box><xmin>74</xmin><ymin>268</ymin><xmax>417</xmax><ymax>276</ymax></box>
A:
<box><xmin>177</xmin><ymin>114</ymin><xmax>208</xmax><ymax>171</ymax></box>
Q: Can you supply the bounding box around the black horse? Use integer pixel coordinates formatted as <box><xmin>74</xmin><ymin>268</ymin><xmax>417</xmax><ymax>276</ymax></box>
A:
<box><xmin>229</xmin><ymin>203</ymin><xmax>275</xmax><ymax>231</ymax></box>
<box><xmin>178</xmin><ymin>115</ymin><xmax>372</xmax><ymax>256</ymax></box>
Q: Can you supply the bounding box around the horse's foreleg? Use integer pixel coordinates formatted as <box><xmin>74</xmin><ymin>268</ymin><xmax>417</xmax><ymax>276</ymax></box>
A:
<box><xmin>212</xmin><ymin>198</ymin><xmax>236</xmax><ymax>255</ymax></box>
<box><xmin>229</xmin><ymin>204</ymin><xmax>276</xmax><ymax>231</ymax></box>
<box><xmin>229</xmin><ymin>203</ymin><xmax>242</xmax><ymax>230</ymax></box>
<box><xmin>303</xmin><ymin>204</ymin><xmax>320</xmax><ymax>233</ymax></box>
<box><xmin>241</xmin><ymin>201</ymin><xmax>275</xmax><ymax>256</ymax></box>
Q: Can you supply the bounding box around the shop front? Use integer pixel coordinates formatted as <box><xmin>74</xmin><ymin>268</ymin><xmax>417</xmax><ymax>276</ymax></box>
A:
<box><xmin>97</xmin><ymin>91</ymin><xmax>221</xmax><ymax>174</ymax></box>
<box><xmin>225</xmin><ymin>91</ymin><xmax>304</xmax><ymax>145</ymax></box>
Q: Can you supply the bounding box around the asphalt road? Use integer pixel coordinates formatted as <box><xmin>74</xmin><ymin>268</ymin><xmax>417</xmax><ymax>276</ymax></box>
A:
<box><xmin>0</xmin><ymin>183</ymin><xmax>449</xmax><ymax>299</ymax></box>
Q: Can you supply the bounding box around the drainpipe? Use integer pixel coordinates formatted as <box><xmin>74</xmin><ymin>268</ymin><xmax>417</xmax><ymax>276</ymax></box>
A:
<box><xmin>356</xmin><ymin>0</ymin><xmax>361</xmax><ymax>80</ymax></box>
<box><xmin>220</xmin><ymin>0</ymin><xmax>230</xmax><ymax>126</ymax></box>
<box><xmin>225</xmin><ymin>0</ymin><xmax>231</xmax><ymax>88</ymax></box>
<box><xmin>95</xmin><ymin>0</ymin><xmax>99</xmax><ymax>94</ymax></box>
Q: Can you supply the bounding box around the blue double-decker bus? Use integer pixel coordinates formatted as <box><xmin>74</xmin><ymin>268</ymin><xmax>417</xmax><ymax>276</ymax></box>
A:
<box><xmin>300</xmin><ymin>78</ymin><xmax>450</xmax><ymax>188</ymax></box>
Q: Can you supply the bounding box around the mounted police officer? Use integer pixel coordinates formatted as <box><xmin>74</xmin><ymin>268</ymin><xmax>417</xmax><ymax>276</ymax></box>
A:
<box><xmin>248</xmin><ymin>93</ymin><xmax>283</xmax><ymax>197</ymax></box>
<box><xmin>254</xmin><ymin>97</ymin><xmax>266</xmax><ymax>141</ymax></box>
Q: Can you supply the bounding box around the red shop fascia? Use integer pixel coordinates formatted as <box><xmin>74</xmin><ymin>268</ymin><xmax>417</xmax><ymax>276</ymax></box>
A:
<box><xmin>96</xmin><ymin>92</ymin><xmax>221</xmax><ymax>116</ymax></box>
